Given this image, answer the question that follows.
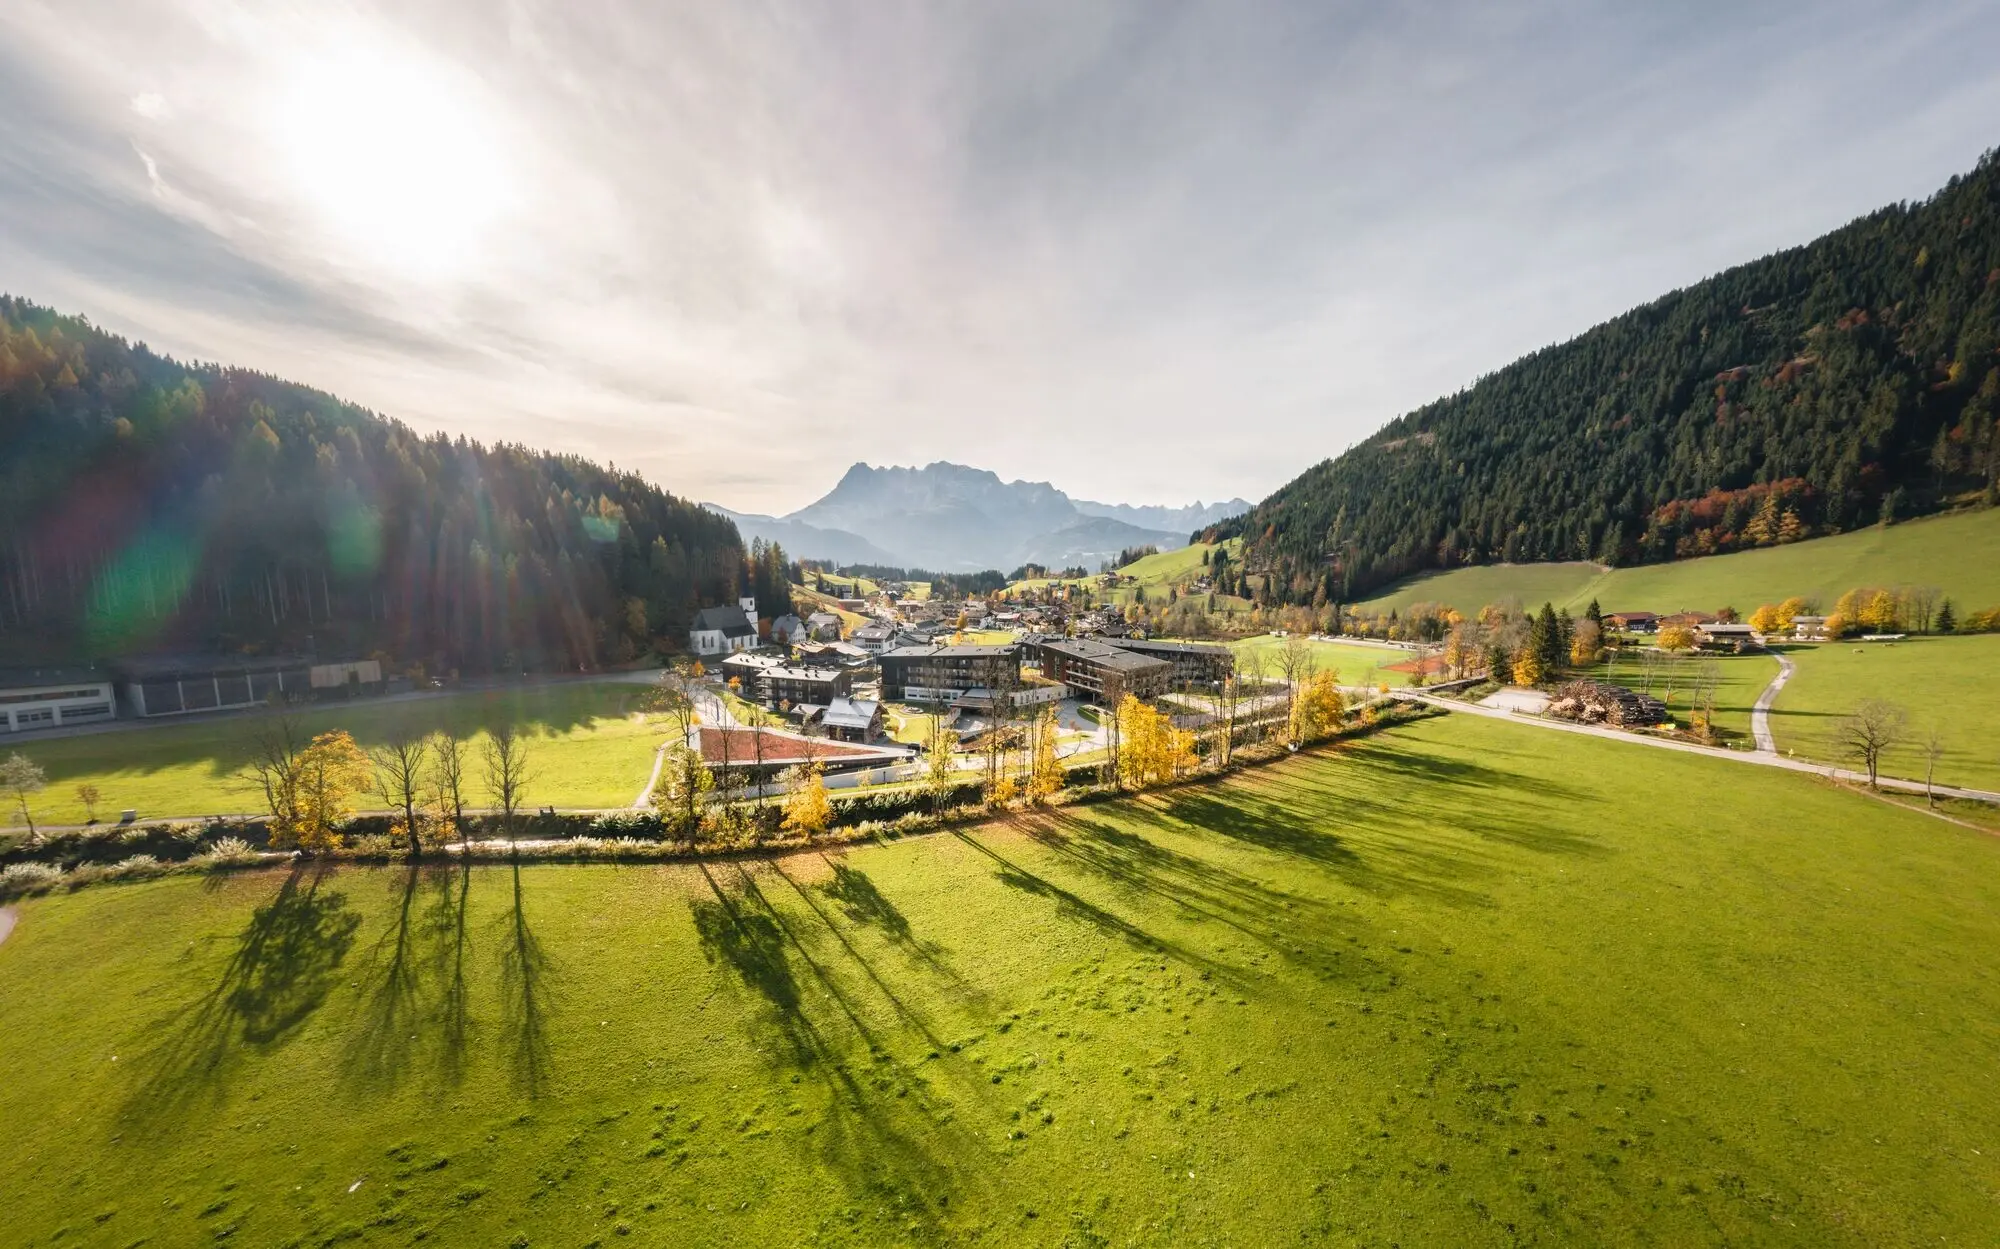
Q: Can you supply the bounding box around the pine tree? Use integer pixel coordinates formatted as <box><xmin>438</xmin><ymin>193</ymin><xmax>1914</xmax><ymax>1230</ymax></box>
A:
<box><xmin>1936</xmin><ymin>599</ymin><xmax>1957</xmax><ymax>634</ymax></box>
<box><xmin>1532</xmin><ymin>602</ymin><xmax>1563</xmax><ymax>673</ymax></box>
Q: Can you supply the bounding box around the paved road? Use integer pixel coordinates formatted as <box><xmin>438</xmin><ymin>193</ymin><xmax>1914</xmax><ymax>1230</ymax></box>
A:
<box><xmin>0</xmin><ymin>906</ymin><xmax>14</xmax><ymax>947</ymax></box>
<box><xmin>1750</xmin><ymin>652</ymin><xmax>1795</xmax><ymax>754</ymax></box>
<box><xmin>1396</xmin><ymin>690</ymin><xmax>2000</xmax><ymax>805</ymax></box>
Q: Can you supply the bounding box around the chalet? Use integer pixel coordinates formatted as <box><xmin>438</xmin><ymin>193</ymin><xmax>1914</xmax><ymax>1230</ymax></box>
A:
<box><xmin>1696</xmin><ymin>622</ymin><xmax>1760</xmax><ymax>649</ymax></box>
<box><xmin>1103</xmin><ymin>638</ymin><xmax>1235</xmax><ymax>686</ymax></box>
<box><xmin>0</xmin><ymin>666</ymin><xmax>117</xmax><ymax>733</ymax></box>
<box><xmin>767</xmin><ymin>613</ymin><xmax>807</xmax><ymax>645</ymax></box>
<box><xmin>879</xmin><ymin>644</ymin><xmax>1021</xmax><ymax>703</ymax></box>
<box><xmin>1604</xmin><ymin>611</ymin><xmax>1659</xmax><ymax>633</ymax></box>
<box><xmin>819</xmin><ymin>696</ymin><xmax>885</xmax><ymax>742</ymax></box>
<box><xmin>1791</xmin><ymin>615</ymin><xmax>1830</xmax><ymax>640</ymax></box>
<box><xmin>1032</xmin><ymin>638</ymin><xmax>1173</xmax><ymax>703</ymax></box>
<box><xmin>691</xmin><ymin>598</ymin><xmax>759</xmax><ymax>656</ymax></box>
<box><xmin>806</xmin><ymin>611</ymin><xmax>843</xmax><ymax>641</ymax></box>
<box><xmin>850</xmin><ymin>622</ymin><xmax>898</xmax><ymax>652</ymax></box>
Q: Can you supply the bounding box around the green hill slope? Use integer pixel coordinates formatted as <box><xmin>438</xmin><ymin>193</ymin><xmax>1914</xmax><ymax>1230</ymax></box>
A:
<box><xmin>1219</xmin><ymin>150</ymin><xmax>2000</xmax><ymax>605</ymax></box>
<box><xmin>1353</xmin><ymin>506</ymin><xmax>2000</xmax><ymax>616</ymax></box>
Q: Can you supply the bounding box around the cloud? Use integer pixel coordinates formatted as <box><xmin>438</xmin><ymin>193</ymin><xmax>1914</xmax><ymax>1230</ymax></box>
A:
<box><xmin>4</xmin><ymin>0</ymin><xmax>2000</xmax><ymax>514</ymax></box>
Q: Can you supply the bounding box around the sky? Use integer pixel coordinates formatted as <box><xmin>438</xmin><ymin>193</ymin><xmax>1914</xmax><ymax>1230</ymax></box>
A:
<box><xmin>5</xmin><ymin>2</ymin><xmax>2000</xmax><ymax>516</ymax></box>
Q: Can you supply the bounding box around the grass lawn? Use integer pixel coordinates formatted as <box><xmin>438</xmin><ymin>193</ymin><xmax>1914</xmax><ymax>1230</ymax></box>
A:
<box><xmin>1228</xmin><ymin>635</ymin><xmax>1410</xmax><ymax>687</ymax></box>
<box><xmin>6</xmin><ymin>714</ymin><xmax>1999</xmax><ymax>1245</ymax></box>
<box><xmin>957</xmin><ymin>629</ymin><xmax>1018</xmax><ymax>647</ymax></box>
<box><xmin>1353</xmin><ymin>507</ymin><xmax>2000</xmax><ymax>619</ymax></box>
<box><xmin>1</xmin><ymin>682</ymin><xmax>665</xmax><ymax>827</ymax></box>
<box><xmin>885</xmin><ymin>707</ymin><xmax>943</xmax><ymax>747</ymax></box>
<box><xmin>1768</xmin><ymin>634</ymin><xmax>2000</xmax><ymax>793</ymax></box>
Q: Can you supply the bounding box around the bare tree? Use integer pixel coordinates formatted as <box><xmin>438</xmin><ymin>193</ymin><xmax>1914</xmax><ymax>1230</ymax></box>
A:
<box><xmin>240</xmin><ymin>713</ymin><xmax>307</xmax><ymax>832</ymax></box>
<box><xmin>372</xmin><ymin>734</ymin><xmax>429</xmax><ymax>861</ymax></box>
<box><xmin>1904</xmin><ymin>585</ymin><xmax>1942</xmax><ymax>635</ymax></box>
<box><xmin>1836</xmin><ymin>699</ymin><xmax>1906</xmax><ymax>790</ymax></box>
<box><xmin>1278</xmin><ymin>634</ymin><xmax>1314</xmax><ymax>728</ymax></box>
<box><xmin>483</xmin><ymin>725</ymin><xmax>533</xmax><ymax>843</ymax></box>
<box><xmin>430</xmin><ymin>731</ymin><xmax>470</xmax><ymax>847</ymax></box>
<box><xmin>1099</xmin><ymin>670</ymin><xmax>1125</xmax><ymax>785</ymax></box>
<box><xmin>1923</xmin><ymin>724</ymin><xmax>1947</xmax><ymax>808</ymax></box>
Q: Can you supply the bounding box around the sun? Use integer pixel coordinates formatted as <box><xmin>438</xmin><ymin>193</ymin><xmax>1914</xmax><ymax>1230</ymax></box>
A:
<box><xmin>275</xmin><ymin>39</ymin><xmax>511</xmax><ymax>277</ymax></box>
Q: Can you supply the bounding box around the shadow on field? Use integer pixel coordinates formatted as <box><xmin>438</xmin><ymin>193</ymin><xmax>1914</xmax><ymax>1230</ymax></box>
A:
<box><xmin>339</xmin><ymin>860</ymin><xmax>479</xmax><ymax>1092</ymax></box>
<box><xmin>499</xmin><ymin>852</ymin><xmax>556</xmax><ymax>1096</ymax></box>
<box><xmin>125</xmin><ymin>863</ymin><xmax>359</xmax><ymax>1129</ymax></box>
<box><xmin>950</xmin><ymin>829</ymin><xmax>1249</xmax><ymax>989</ymax></box>
<box><xmin>690</xmin><ymin>863</ymin><xmax>978</xmax><ymax>1239</ymax></box>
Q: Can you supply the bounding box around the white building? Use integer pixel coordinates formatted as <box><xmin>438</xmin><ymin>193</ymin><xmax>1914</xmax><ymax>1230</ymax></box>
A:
<box><xmin>0</xmin><ymin>667</ymin><xmax>116</xmax><ymax>733</ymax></box>
<box><xmin>690</xmin><ymin>598</ymin><xmax>760</xmax><ymax>656</ymax></box>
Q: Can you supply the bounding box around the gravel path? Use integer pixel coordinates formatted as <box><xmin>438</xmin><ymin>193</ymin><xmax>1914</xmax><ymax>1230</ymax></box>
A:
<box><xmin>1751</xmin><ymin>652</ymin><xmax>1795</xmax><ymax>754</ymax></box>
<box><xmin>0</xmin><ymin>906</ymin><xmax>16</xmax><ymax>947</ymax></box>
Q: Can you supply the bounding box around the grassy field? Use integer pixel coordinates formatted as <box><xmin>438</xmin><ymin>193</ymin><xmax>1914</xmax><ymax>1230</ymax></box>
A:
<box><xmin>1228</xmin><ymin>635</ymin><xmax>1414</xmax><ymax>687</ymax></box>
<box><xmin>1</xmin><ymin>682</ymin><xmax>664</xmax><ymax>828</ymax></box>
<box><xmin>1768</xmin><ymin>635</ymin><xmax>2000</xmax><ymax>793</ymax></box>
<box><xmin>1353</xmin><ymin>507</ymin><xmax>2000</xmax><ymax>618</ymax></box>
<box><xmin>4</xmin><ymin>714</ymin><xmax>2000</xmax><ymax>1245</ymax></box>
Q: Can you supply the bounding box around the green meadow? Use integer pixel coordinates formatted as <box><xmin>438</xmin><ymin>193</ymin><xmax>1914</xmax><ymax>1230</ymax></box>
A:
<box><xmin>5</xmin><ymin>714</ymin><xmax>1999</xmax><ymax>1246</ymax></box>
<box><xmin>1768</xmin><ymin>635</ymin><xmax>2000</xmax><ymax>792</ymax></box>
<box><xmin>1</xmin><ymin>682</ymin><xmax>665</xmax><ymax>829</ymax></box>
<box><xmin>1352</xmin><ymin>507</ymin><xmax>2000</xmax><ymax>617</ymax></box>
<box><xmin>1227</xmin><ymin>635</ymin><xmax>1412</xmax><ymax>686</ymax></box>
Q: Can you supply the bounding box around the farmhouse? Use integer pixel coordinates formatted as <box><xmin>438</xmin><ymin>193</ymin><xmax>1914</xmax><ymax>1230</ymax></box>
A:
<box><xmin>1031</xmin><ymin>638</ymin><xmax>1173</xmax><ymax>702</ymax></box>
<box><xmin>1696</xmin><ymin>622</ymin><xmax>1760</xmax><ymax>649</ymax></box>
<box><xmin>1791</xmin><ymin>615</ymin><xmax>1830</xmax><ymax>640</ymax></box>
<box><xmin>690</xmin><ymin>599</ymin><xmax>760</xmax><ymax>656</ymax></box>
<box><xmin>818</xmin><ymin>696</ymin><xmax>885</xmax><ymax>743</ymax></box>
<box><xmin>879</xmin><ymin>644</ymin><xmax>1021</xmax><ymax>703</ymax></box>
<box><xmin>850</xmin><ymin>621</ymin><xmax>898</xmax><ymax>652</ymax></box>
<box><xmin>806</xmin><ymin>611</ymin><xmax>843</xmax><ymax>641</ymax></box>
<box><xmin>1605</xmin><ymin>611</ymin><xmax>1659</xmax><ymax>633</ymax></box>
<box><xmin>767</xmin><ymin>613</ymin><xmax>807</xmax><ymax>645</ymax></box>
<box><xmin>0</xmin><ymin>666</ymin><xmax>117</xmax><ymax>733</ymax></box>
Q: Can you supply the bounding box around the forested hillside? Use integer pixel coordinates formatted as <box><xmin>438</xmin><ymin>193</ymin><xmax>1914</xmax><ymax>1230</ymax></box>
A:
<box><xmin>1217</xmin><ymin>149</ymin><xmax>2000</xmax><ymax>605</ymax></box>
<box><xmin>0</xmin><ymin>297</ymin><xmax>784</xmax><ymax>669</ymax></box>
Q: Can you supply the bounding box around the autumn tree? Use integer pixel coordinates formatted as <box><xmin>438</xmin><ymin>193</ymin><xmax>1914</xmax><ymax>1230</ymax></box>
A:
<box><xmin>654</xmin><ymin>742</ymin><xmax>713</xmax><ymax>844</ymax></box>
<box><xmin>1748</xmin><ymin>604</ymin><xmax>1782</xmax><ymax>635</ymax></box>
<box><xmin>1289</xmin><ymin>670</ymin><xmax>1347</xmax><ymax>745</ymax></box>
<box><xmin>1026</xmin><ymin>706</ymin><xmax>1063</xmax><ymax>803</ymax></box>
<box><xmin>291</xmin><ymin>731</ymin><xmax>372</xmax><ymax>853</ymax></box>
<box><xmin>1569</xmin><ymin>618</ymin><xmax>1603</xmax><ymax>666</ymax></box>
<box><xmin>1657</xmin><ymin>623</ymin><xmax>1697</xmax><ymax>652</ymax></box>
<box><xmin>1836</xmin><ymin>699</ymin><xmax>1906</xmax><ymax>789</ymax></box>
<box><xmin>924</xmin><ymin>714</ymin><xmax>957</xmax><ymax>811</ymax></box>
<box><xmin>782</xmin><ymin>762</ymin><xmax>831</xmax><ymax>837</ymax></box>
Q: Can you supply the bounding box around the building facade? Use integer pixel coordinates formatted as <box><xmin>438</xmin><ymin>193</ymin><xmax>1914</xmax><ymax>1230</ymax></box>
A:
<box><xmin>878</xmin><ymin>644</ymin><xmax>1021</xmax><ymax>703</ymax></box>
<box><xmin>762</xmin><ymin>666</ymin><xmax>853</xmax><ymax>709</ymax></box>
<box><xmin>1102</xmin><ymin>638</ymin><xmax>1234</xmax><ymax>686</ymax></box>
<box><xmin>120</xmin><ymin>656</ymin><xmax>312</xmax><ymax>717</ymax></box>
<box><xmin>1031</xmin><ymin>638</ymin><xmax>1173</xmax><ymax>702</ymax></box>
<box><xmin>0</xmin><ymin>668</ymin><xmax>117</xmax><ymax>733</ymax></box>
<box><xmin>690</xmin><ymin>598</ymin><xmax>760</xmax><ymax>656</ymax></box>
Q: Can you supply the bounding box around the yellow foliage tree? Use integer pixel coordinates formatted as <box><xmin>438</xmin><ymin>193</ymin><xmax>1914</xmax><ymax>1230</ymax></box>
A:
<box><xmin>1748</xmin><ymin>603</ymin><xmax>1782</xmax><ymax>634</ymax></box>
<box><xmin>1026</xmin><ymin>706</ymin><xmax>1063</xmax><ymax>804</ymax></box>
<box><xmin>1656</xmin><ymin>623</ymin><xmax>1697</xmax><ymax>652</ymax></box>
<box><xmin>1864</xmin><ymin>589</ymin><xmax>1900</xmax><ymax>632</ymax></box>
<box><xmin>1511</xmin><ymin>648</ymin><xmax>1546</xmax><ymax>686</ymax></box>
<box><xmin>782</xmin><ymin>762</ymin><xmax>830</xmax><ymax>837</ymax></box>
<box><xmin>1776</xmin><ymin>597</ymin><xmax>1809</xmax><ymax>630</ymax></box>
<box><xmin>1289</xmin><ymin>670</ymin><xmax>1346</xmax><ymax>746</ymax></box>
<box><xmin>1115</xmin><ymin>695</ymin><xmax>1196</xmax><ymax>790</ymax></box>
<box><xmin>285</xmin><ymin>730</ymin><xmax>371</xmax><ymax>853</ymax></box>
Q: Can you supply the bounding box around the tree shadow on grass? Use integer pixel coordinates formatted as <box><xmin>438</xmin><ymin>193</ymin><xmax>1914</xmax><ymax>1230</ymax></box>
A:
<box><xmin>339</xmin><ymin>864</ymin><xmax>426</xmax><ymax>1092</ymax></box>
<box><xmin>431</xmin><ymin>859</ymin><xmax>475</xmax><ymax>1087</ymax></box>
<box><xmin>689</xmin><ymin>864</ymin><xmax>982</xmax><ymax>1241</ymax></box>
<box><xmin>124</xmin><ymin>862</ymin><xmax>359</xmax><ymax>1130</ymax></box>
<box><xmin>950</xmin><ymin>829</ymin><xmax>1250</xmax><ymax>990</ymax></box>
<box><xmin>498</xmin><ymin>851</ymin><xmax>556</xmax><ymax>1097</ymax></box>
<box><xmin>817</xmin><ymin>858</ymin><xmax>986</xmax><ymax>1006</ymax></box>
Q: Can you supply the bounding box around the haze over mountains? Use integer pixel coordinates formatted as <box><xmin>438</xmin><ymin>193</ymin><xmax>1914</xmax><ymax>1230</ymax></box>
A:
<box><xmin>708</xmin><ymin>462</ymin><xmax>1249</xmax><ymax>572</ymax></box>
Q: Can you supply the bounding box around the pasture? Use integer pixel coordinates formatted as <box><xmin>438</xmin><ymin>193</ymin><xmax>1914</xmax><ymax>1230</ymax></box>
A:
<box><xmin>1228</xmin><ymin>635</ymin><xmax>1414</xmax><ymax>687</ymax></box>
<box><xmin>0</xmin><ymin>681</ymin><xmax>665</xmax><ymax>829</ymax></box>
<box><xmin>5</xmin><ymin>714</ymin><xmax>1999</xmax><ymax>1245</ymax></box>
<box><xmin>1768</xmin><ymin>634</ymin><xmax>2000</xmax><ymax>793</ymax></box>
<box><xmin>1351</xmin><ymin>507</ymin><xmax>2000</xmax><ymax>618</ymax></box>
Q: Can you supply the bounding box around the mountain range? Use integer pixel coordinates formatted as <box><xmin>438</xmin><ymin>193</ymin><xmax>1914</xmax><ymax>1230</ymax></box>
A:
<box><xmin>709</xmin><ymin>463</ymin><xmax>1249</xmax><ymax>572</ymax></box>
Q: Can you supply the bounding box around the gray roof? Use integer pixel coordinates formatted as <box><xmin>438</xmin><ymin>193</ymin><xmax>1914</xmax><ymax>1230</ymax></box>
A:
<box><xmin>1105</xmin><ymin>638</ymin><xmax>1231</xmax><ymax>658</ymax></box>
<box><xmin>692</xmin><ymin>605</ymin><xmax>754</xmax><ymax>635</ymax></box>
<box><xmin>881</xmin><ymin>644</ymin><xmax>1019</xmax><ymax>660</ymax></box>
<box><xmin>1035</xmin><ymin>638</ymin><xmax>1173</xmax><ymax>672</ymax></box>
<box><xmin>0</xmin><ymin>664</ymin><xmax>113</xmax><ymax>690</ymax></box>
<box><xmin>821</xmin><ymin>697</ymin><xmax>881</xmax><ymax>730</ymax></box>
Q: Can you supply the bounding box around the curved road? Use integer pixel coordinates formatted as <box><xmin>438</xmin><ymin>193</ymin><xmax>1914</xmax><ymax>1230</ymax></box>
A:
<box><xmin>1750</xmin><ymin>652</ymin><xmax>1795</xmax><ymax>755</ymax></box>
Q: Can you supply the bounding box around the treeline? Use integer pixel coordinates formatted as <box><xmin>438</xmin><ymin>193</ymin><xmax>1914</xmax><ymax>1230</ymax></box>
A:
<box><xmin>1217</xmin><ymin>148</ymin><xmax>2000</xmax><ymax>605</ymax></box>
<box><xmin>803</xmin><ymin>560</ymin><xmax>1012</xmax><ymax>598</ymax></box>
<box><xmin>0</xmin><ymin>297</ymin><xmax>779</xmax><ymax>669</ymax></box>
